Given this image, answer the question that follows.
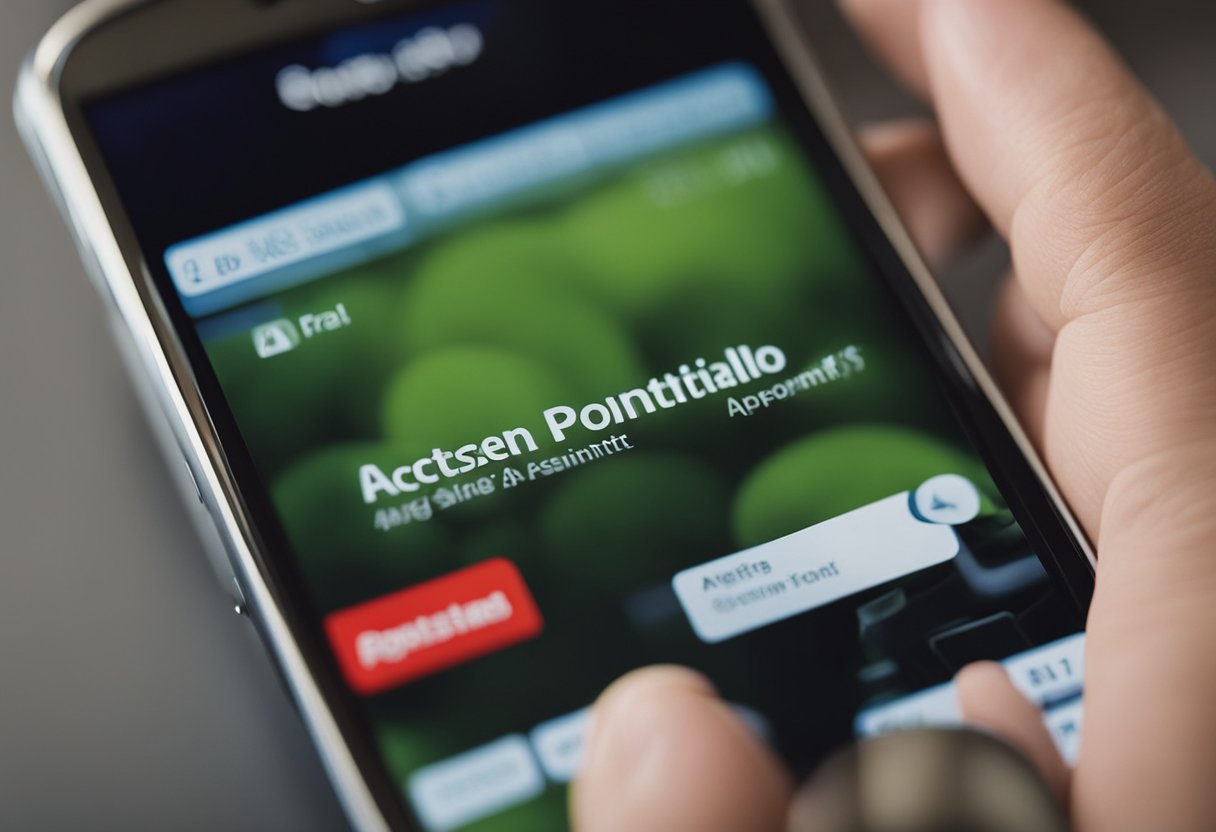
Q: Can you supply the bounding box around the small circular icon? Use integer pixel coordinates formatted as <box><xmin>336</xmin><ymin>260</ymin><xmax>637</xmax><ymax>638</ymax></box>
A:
<box><xmin>912</xmin><ymin>474</ymin><xmax>982</xmax><ymax>526</ymax></box>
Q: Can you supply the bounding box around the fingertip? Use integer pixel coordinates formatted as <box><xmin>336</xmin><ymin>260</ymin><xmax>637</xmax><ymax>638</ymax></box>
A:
<box><xmin>595</xmin><ymin>665</ymin><xmax>717</xmax><ymax>713</ymax></box>
<box><xmin>956</xmin><ymin>661</ymin><xmax>1071</xmax><ymax>802</ymax></box>
<box><xmin>573</xmin><ymin>666</ymin><xmax>790</xmax><ymax>832</ymax></box>
<box><xmin>955</xmin><ymin>660</ymin><xmax>1009</xmax><ymax>692</ymax></box>
<box><xmin>955</xmin><ymin>662</ymin><xmax>1033</xmax><ymax>734</ymax></box>
<box><xmin>581</xmin><ymin>665</ymin><xmax>717</xmax><ymax>775</ymax></box>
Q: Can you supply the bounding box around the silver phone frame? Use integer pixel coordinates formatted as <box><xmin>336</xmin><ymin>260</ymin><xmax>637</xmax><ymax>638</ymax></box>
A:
<box><xmin>14</xmin><ymin>2</ymin><xmax>1095</xmax><ymax>830</ymax></box>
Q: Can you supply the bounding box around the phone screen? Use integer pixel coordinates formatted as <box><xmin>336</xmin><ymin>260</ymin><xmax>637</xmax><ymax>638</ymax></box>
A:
<box><xmin>82</xmin><ymin>1</ymin><xmax>1089</xmax><ymax>829</ymax></box>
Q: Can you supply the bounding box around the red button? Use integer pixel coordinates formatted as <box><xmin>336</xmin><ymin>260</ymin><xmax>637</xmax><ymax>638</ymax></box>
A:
<box><xmin>324</xmin><ymin>558</ymin><xmax>543</xmax><ymax>695</ymax></box>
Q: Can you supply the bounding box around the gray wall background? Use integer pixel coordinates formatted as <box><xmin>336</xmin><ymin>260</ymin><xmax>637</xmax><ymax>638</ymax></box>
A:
<box><xmin>0</xmin><ymin>2</ymin><xmax>1211</xmax><ymax>829</ymax></box>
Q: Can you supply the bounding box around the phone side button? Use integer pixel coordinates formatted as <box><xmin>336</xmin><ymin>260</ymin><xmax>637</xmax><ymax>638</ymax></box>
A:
<box><xmin>184</xmin><ymin>462</ymin><xmax>204</xmax><ymax>503</ymax></box>
<box><xmin>232</xmin><ymin>575</ymin><xmax>250</xmax><ymax>617</ymax></box>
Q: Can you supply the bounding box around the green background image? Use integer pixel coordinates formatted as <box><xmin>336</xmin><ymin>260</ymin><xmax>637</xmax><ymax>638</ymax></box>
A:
<box><xmin>204</xmin><ymin>123</ymin><xmax>1078</xmax><ymax>831</ymax></box>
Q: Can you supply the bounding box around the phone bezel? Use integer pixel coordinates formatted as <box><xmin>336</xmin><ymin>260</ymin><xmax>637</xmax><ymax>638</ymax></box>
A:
<box><xmin>15</xmin><ymin>2</ymin><xmax>1097</xmax><ymax>831</ymax></box>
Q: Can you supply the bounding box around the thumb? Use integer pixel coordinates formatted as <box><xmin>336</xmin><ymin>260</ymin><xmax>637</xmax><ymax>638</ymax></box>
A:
<box><xmin>956</xmin><ymin>661</ymin><xmax>1071</xmax><ymax>804</ymax></box>
<box><xmin>570</xmin><ymin>666</ymin><xmax>791</xmax><ymax>832</ymax></box>
<box><xmin>1077</xmin><ymin>445</ymin><xmax>1216</xmax><ymax>832</ymax></box>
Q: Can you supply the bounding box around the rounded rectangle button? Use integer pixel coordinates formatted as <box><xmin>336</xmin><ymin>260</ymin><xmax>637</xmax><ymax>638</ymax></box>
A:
<box><xmin>324</xmin><ymin>558</ymin><xmax>543</xmax><ymax>695</ymax></box>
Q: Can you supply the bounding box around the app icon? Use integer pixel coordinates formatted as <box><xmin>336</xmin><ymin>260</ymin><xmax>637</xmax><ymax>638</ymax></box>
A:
<box><xmin>251</xmin><ymin>319</ymin><xmax>301</xmax><ymax>359</ymax></box>
<box><xmin>911</xmin><ymin>474</ymin><xmax>982</xmax><ymax>526</ymax></box>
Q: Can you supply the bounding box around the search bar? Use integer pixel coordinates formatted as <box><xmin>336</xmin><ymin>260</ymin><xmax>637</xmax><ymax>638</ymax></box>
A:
<box><xmin>164</xmin><ymin>182</ymin><xmax>408</xmax><ymax>315</ymax></box>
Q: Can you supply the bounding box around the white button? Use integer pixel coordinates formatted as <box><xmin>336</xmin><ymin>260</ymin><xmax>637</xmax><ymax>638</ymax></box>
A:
<box><xmin>407</xmin><ymin>735</ymin><xmax>544</xmax><ymax>832</ymax></box>
<box><xmin>1044</xmin><ymin>699</ymin><xmax>1084</xmax><ymax>766</ymax></box>
<box><xmin>912</xmin><ymin>474</ymin><xmax>982</xmax><ymax>525</ymax></box>
<box><xmin>165</xmin><ymin>182</ymin><xmax>406</xmax><ymax>299</ymax></box>
<box><xmin>1004</xmin><ymin>633</ymin><xmax>1085</xmax><ymax>705</ymax></box>
<box><xmin>855</xmin><ymin>634</ymin><xmax>1087</xmax><ymax>764</ymax></box>
<box><xmin>530</xmin><ymin>708</ymin><xmax>591</xmax><ymax>784</ymax></box>
<box><xmin>673</xmin><ymin>492</ymin><xmax>959</xmax><ymax>643</ymax></box>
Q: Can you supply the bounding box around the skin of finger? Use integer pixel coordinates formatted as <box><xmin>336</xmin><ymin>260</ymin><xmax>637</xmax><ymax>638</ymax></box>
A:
<box><xmin>857</xmin><ymin>118</ymin><xmax>1054</xmax><ymax>449</ymax></box>
<box><xmin>859</xmin><ymin>119</ymin><xmax>1056</xmax><ymax>447</ymax></box>
<box><xmin>1042</xmin><ymin>297</ymin><xmax>1216</xmax><ymax>530</ymax></box>
<box><xmin>859</xmin><ymin>119</ymin><xmax>989</xmax><ymax>270</ymax></box>
<box><xmin>989</xmin><ymin>274</ymin><xmax>1053</xmax><ymax>448</ymax></box>
<box><xmin>918</xmin><ymin>0</ymin><xmax>1216</xmax><ymax>532</ymax></box>
<box><xmin>956</xmin><ymin>662</ymin><xmax>1070</xmax><ymax>803</ymax></box>
<box><xmin>846</xmin><ymin>0</ymin><xmax>1216</xmax><ymax>535</ymax></box>
<box><xmin>570</xmin><ymin>666</ymin><xmax>792</xmax><ymax>832</ymax></box>
<box><xmin>838</xmin><ymin>9</ymin><xmax>1216</xmax><ymax>832</ymax></box>
<box><xmin>838</xmin><ymin>0</ymin><xmax>931</xmax><ymax>97</ymax></box>
<box><xmin>917</xmin><ymin>0</ymin><xmax>1213</xmax><ymax>317</ymax></box>
<box><xmin>1075</xmin><ymin>443</ymin><xmax>1216</xmax><ymax>832</ymax></box>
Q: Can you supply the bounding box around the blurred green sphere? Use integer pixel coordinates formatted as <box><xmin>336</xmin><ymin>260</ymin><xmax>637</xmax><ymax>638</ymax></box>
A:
<box><xmin>540</xmin><ymin>453</ymin><xmax>731</xmax><ymax>586</ymax></box>
<box><xmin>382</xmin><ymin>347</ymin><xmax>571</xmax><ymax>454</ymax></box>
<box><xmin>401</xmin><ymin>227</ymin><xmax>645</xmax><ymax>397</ymax></box>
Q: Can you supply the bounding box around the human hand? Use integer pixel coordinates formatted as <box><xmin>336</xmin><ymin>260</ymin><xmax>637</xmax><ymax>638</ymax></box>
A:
<box><xmin>571</xmin><ymin>1</ymin><xmax>1216</xmax><ymax>830</ymax></box>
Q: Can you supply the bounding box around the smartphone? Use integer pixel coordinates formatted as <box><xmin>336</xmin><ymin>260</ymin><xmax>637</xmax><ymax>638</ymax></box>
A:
<box><xmin>16</xmin><ymin>1</ymin><xmax>1095</xmax><ymax>829</ymax></box>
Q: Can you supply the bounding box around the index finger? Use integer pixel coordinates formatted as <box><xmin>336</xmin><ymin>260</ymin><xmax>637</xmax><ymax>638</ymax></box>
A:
<box><xmin>842</xmin><ymin>0</ymin><xmax>1216</xmax><ymax>531</ymax></box>
<box><xmin>837</xmin><ymin>5</ymin><xmax>1216</xmax><ymax>831</ymax></box>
